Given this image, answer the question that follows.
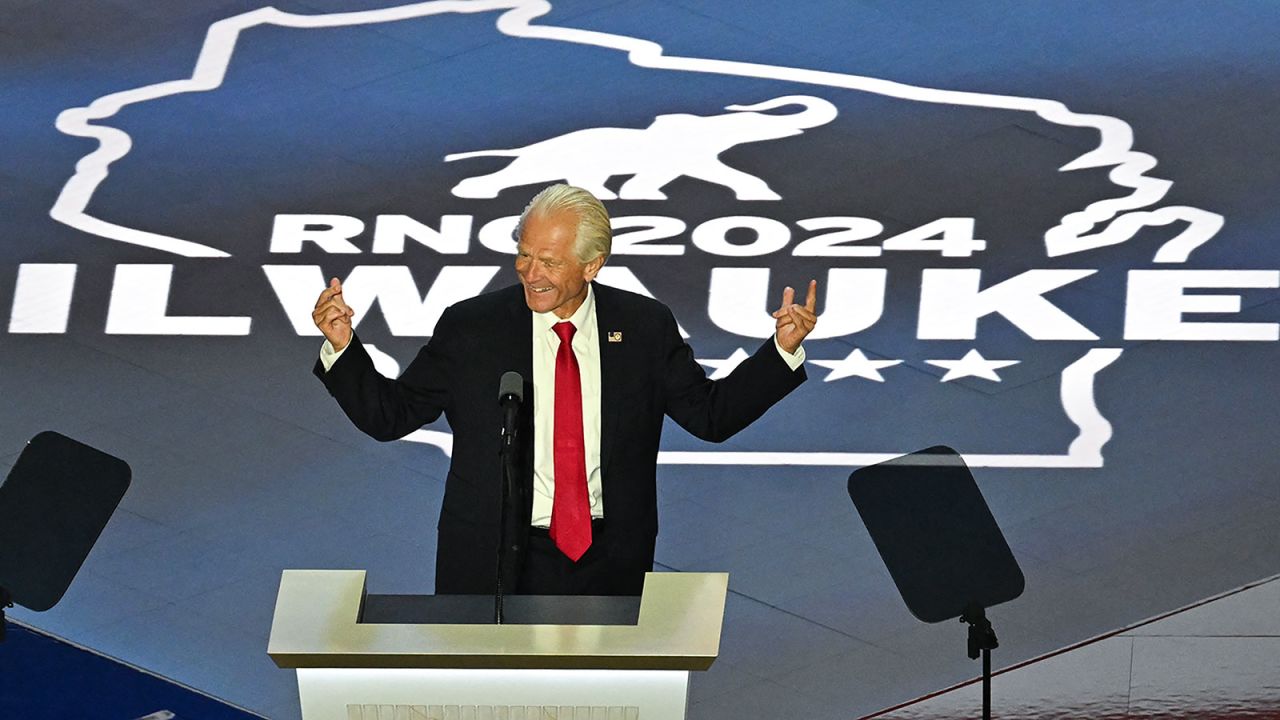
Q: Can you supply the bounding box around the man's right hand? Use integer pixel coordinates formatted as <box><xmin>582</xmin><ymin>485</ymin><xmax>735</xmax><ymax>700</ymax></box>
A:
<box><xmin>313</xmin><ymin>277</ymin><xmax>354</xmax><ymax>351</ymax></box>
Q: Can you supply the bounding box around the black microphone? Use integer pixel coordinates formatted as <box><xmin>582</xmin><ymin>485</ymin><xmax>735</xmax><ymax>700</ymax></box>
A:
<box><xmin>498</xmin><ymin>371</ymin><xmax>523</xmax><ymax>449</ymax></box>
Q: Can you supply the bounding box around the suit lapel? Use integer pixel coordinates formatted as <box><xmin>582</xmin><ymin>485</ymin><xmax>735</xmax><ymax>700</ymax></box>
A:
<box><xmin>594</xmin><ymin>283</ymin><xmax>624</xmax><ymax>480</ymax></box>
<box><xmin>503</xmin><ymin>286</ymin><xmax>536</xmax><ymax>518</ymax></box>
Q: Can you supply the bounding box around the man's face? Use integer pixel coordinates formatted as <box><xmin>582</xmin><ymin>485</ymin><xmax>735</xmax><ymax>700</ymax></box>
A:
<box><xmin>515</xmin><ymin>210</ymin><xmax>603</xmax><ymax>318</ymax></box>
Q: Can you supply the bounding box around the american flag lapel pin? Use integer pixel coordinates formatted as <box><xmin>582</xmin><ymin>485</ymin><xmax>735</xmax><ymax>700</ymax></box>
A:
<box><xmin>607</xmin><ymin>331</ymin><xmax>623</xmax><ymax>343</ymax></box>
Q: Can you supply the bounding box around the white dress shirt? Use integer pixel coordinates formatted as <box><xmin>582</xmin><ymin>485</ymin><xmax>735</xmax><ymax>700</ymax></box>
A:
<box><xmin>529</xmin><ymin>285</ymin><xmax>602</xmax><ymax>527</ymax></box>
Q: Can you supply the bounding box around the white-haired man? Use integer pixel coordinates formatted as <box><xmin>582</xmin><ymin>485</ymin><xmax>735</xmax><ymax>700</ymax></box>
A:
<box><xmin>313</xmin><ymin>184</ymin><xmax>817</xmax><ymax>595</ymax></box>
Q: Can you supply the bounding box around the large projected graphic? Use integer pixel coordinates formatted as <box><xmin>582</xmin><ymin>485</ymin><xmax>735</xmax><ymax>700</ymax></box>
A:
<box><xmin>26</xmin><ymin>0</ymin><xmax>1279</xmax><ymax>472</ymax></box>
<box><xmin>5</xmin><ymin>3</ymin><xmax>1279</xmax><ymax>719</ymax></box>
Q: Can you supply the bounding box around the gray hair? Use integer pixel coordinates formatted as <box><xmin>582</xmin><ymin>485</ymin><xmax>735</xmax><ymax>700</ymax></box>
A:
<box><xmin>515</xmin><ymin>184</ymin><xmax>612</xmax><ymax>263</ymax></box>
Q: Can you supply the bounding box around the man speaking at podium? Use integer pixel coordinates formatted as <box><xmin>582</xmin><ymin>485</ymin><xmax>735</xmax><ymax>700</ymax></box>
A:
<box><xmin>313</xmin><ymin>184</ymin><xmax>817</xmax><ymax>596</ymax></box>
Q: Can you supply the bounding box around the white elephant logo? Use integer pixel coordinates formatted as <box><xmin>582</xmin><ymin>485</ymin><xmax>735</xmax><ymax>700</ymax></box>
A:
<box><xmin>444</xmin><ymin>95</ymin><xmax>838</xmax><ymax>201</ymax></box>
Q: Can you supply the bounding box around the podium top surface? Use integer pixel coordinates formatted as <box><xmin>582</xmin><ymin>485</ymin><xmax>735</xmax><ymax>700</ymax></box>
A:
<box><xmin>267</xmin><ymin>571</ymin><xmax>728</xmax><ymax>671</ymax></box>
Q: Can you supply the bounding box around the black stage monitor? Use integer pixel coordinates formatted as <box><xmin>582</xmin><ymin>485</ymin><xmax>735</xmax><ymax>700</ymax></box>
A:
<box><xmin>847</xmin><ymin>446</ymin><xmax>1023</xmax><ymax>624</ymax></box>
<box><xmin>0</xmin><ymin>431</ymin><xmax>131</xmax><ymax>613</ymax></box>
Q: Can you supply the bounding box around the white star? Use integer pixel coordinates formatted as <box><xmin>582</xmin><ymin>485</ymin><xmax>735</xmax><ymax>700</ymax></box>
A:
<box><xmin>697</xmin><ymin>347</ymin><xmax>750</xmax><ymax>380</ymax></box>
<box><xmin>926</xmin><ymin>349</ymin><xmax>1020</xmax><ymax>382</ymax></box>
<box><xmin>809</xmin><ymin>348</ymin><xmax>903</xmax><ymax>382</ymax></box>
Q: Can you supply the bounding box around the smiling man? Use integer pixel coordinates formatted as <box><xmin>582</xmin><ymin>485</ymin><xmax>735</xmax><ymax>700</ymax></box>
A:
<box><xmin>312</xmin><ymin>184</ymin><xmax>817</xmax><ymax>596</ymax></box>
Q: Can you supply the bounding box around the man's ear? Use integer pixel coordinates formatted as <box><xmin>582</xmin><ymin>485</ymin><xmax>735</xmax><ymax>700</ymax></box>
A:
<box><xmin>583</xmin><ymin>254</ymin><xmax>606</xmax><ymax>283</ymax></box>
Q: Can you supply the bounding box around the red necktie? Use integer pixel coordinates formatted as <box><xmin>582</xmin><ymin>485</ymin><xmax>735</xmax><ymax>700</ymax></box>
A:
<box><xmin>550</xmin><ymin>321</ymin><xmax>591</xmax><ymax>561</ymax></box>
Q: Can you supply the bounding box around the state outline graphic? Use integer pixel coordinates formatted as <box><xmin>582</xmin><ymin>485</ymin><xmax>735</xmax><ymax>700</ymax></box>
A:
<box><xmin>52</xmin><ymin>0</ymin><xmax>1224</xmax><ymax>467</ymax></box>
<box><xmin>52</xmin><ymin>0</ymin><xmax>1222</xmax><ymax>262</ymax></box>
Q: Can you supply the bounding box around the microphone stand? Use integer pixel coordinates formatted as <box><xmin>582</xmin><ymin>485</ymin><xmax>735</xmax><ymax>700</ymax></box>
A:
<box><xmin>494</xmin><ymin>371</ymin><xmax>523</xmax><ymax>624</ymax></box>
<box><xmin>495</xmin><ymin>432</ymin><xmax>517</xmax><ymax>624</ymax></box>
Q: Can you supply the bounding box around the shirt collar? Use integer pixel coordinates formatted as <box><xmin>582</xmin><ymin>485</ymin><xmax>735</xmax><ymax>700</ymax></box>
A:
<box><xmin>533</xmin><ymin>283</ymin><xmax>596</xmax><ymax>339</ymax></box>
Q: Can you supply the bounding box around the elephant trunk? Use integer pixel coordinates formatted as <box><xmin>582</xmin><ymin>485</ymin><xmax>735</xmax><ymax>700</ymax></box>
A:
<box><xmin>724</xmin><ymin>95</ymin><xmax>838</xmax><ymax>129</ymax></box>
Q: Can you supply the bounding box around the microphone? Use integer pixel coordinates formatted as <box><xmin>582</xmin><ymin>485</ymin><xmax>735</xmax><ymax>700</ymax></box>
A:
<box><xmin>498</xmin><ymin>371</ymin><xmax>523</xmax><ymax>449</ymax></box>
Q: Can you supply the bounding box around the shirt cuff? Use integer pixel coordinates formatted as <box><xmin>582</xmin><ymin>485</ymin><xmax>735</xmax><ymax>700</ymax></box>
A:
<box><xmin>319</xmin><ymin>338</ymin><xmax>348</xmax><ymax>372</ymax></box>
<box><xmin>773</xmin><ymin>335</ymin><xmax>806</xmax><ymax>371</ymax></box>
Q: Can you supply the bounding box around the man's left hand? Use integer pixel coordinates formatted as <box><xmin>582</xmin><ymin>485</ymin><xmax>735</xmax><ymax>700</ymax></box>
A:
<box><xmin>772</xmin><ymin>279</ymin><xmax>818</xmax><ymax>354</ymax></box>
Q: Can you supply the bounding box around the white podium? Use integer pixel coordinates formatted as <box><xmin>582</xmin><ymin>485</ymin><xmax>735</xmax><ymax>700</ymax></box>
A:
<box><xmin>268</xmin><ymin>570</ymin><xmax>728</xmax><ymax>720</ymax></box>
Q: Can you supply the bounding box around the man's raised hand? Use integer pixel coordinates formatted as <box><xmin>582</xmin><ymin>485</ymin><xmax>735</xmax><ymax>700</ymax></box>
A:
<box><xmin>312</xmin><ymin>277</ymin><xmax>354</xmax><ymax>351</ymax></box>
<box><xmin>772</xmin><ymin>279</ymin><xmax>818</xmax><ymax>354</ymax></box>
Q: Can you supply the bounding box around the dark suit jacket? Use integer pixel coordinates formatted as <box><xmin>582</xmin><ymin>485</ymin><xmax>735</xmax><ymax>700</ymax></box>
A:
<box><xmin>315</xmin><ymin>282</ymin><xmax>805</xmax><ymax>593</ymax></box>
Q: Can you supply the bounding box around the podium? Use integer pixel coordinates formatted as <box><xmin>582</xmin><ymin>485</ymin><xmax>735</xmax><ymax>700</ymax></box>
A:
<box><xmin>268</xmin><ymin>570</ymin><xmax>728</xmax><ymax>720</ymax></box>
